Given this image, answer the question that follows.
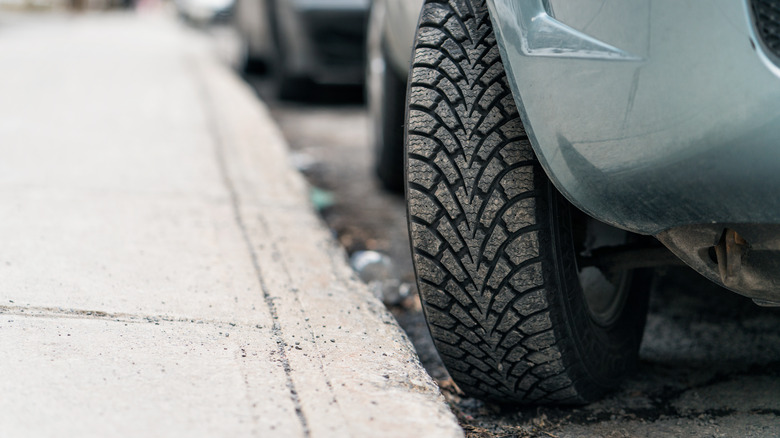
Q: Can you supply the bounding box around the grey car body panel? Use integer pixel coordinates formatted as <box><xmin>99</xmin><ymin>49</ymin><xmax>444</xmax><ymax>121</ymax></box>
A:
<box><xmin>486</xmin><ymin>0</ymin><xmax>780</xmax><ymax>236</ymax></box>
<box><xmin>380</xmin><ymin>0</ymin><xmax>424</xmax><ymax>77</ymax></box>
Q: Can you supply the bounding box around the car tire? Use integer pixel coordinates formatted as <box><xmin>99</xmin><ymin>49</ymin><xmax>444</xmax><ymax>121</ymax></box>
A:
<box><xmin>267</xmin><ymin>1</ymin><xmax>310</xmax><ymax>100</ymax></box>
<box><xmin>405</xmin><ymin>0</ymin><xmax>652</xmax><ymax>404</ymax></box>
<box><xmin>367</xmin><ymin>7</ymin><xmax>407</xmax><ymax>193</ymax></box>
<box><xmin>270</xmin><ymin>53</ymin><xmax>310</xmax><ymax>100</ymax></box>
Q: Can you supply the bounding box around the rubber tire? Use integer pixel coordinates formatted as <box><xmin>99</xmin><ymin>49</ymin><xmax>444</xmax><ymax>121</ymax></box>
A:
<box><xmin>267</xmin><ymin>0</ymin><xmax>310</xmax><ymax>100</ymax></box>
<box><xmin>369</xmin><ymin>39</ymin><xmax>407</xmax><ymax>193</ymax></box>
<box><xmin>270</xmin><ymin>53</ymin><xmax>310</xmax><ymax>101</ymax></box>
<box><xmin>405</xmin><ymin>0</ymin><xmax>651</xmax><ymax>404</ymax></box>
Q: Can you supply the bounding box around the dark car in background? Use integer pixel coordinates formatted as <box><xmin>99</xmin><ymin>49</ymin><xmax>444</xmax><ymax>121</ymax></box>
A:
<box><xmin>233</xmin><ymin>0</ymin><xmax>369</xmax><ymax>99</ymax></box>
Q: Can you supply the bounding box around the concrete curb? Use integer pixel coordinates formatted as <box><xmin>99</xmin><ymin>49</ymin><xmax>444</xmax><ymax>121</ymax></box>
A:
<box><xmin>194</xmin><ymin>32</ymin><xmax>463</xmax><ymax>438</ymax></box>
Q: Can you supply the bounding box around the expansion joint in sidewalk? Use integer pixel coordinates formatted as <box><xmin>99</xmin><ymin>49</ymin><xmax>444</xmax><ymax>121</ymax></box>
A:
<box><xmin>0</xmin><ymin>305</ymin><xmax>261</xmax><ymax>328</ymax></box>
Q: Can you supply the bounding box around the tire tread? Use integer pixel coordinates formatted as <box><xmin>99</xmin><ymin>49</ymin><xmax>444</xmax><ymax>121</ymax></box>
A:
<box><xmin>406</xmin><ymin>0</ymin><xmax>583</xmax><ymax>403</ymax></box>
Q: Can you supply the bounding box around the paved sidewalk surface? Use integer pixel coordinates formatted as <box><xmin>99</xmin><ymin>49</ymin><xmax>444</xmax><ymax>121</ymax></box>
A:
<box><xmin>0</xmin><ymin>11</ymin><xmax>462</xmax><ymax>438</ymax></box>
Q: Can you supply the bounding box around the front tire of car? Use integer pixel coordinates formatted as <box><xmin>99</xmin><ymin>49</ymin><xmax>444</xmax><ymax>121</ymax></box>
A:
<box><xmin>405</xmin><ymin>0</ymin><xmax>652</xmax><ymax>404</ymax></box>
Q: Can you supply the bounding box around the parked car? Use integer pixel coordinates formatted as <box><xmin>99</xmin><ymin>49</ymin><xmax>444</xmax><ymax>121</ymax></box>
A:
<box><xmin>405</xmin><ymin>0</ymin><xmax>780</xmax><ymax>405</ymax></box>
<box><xmin>233</xmin><ymin>0</ymin><xmax>370</xmax><ymax>99</ymax></box>
<box><xmin>366</xmin><ymin>0</ymin><xmax>422</xmax><ymax>191</ymax></box>
<box><xmin>175</xmin><ymin>0</ymin><xmax>234</xmax><ymax>24</ymax></box>
<box><xmin>232</xmin><ymin>0</ymin><xmax>272</xmax><ymax>70</ymax></box>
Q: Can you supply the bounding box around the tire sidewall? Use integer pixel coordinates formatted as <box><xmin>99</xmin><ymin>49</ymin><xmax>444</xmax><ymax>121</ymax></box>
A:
<box><xmin>545</xmin><ymin>181</ymin><xmax>651</xmax><ymax>395</ymax></box>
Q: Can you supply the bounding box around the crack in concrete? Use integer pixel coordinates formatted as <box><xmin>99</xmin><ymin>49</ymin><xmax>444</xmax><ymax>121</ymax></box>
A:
<box><xmin>194</xmin><ymin>59</ymin><xmax>311</xmax><ymax>438</ymax></box>
<box><xmin>0</xmin><ymin>304</ymin><xmax>262</xmax><ymax>328</ymax></box>
<box><xmin>255</xmin><ymin>212</ymin><xmax>348</xmax><ymax>431</ymax></box>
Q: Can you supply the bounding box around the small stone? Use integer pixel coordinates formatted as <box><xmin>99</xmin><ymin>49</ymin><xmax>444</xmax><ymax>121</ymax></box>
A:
<box><xmin>350</xmin><ymin>251</ymin><xmax>396</xmax><ymax>282</ymax></box>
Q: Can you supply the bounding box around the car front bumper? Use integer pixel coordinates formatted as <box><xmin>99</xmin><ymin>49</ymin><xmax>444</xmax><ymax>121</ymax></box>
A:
<box><xmin>488</xmin><ymin>0</ymin><xmax>780</xmax><ymax>302</ymax></box>
<box><xmin>488</xmin><ymin>0</ymin><xmax>780</xmax><ymax>236</ymax></box>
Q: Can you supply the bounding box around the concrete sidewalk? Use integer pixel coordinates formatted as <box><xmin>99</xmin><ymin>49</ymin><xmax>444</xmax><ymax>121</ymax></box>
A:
<box><xmin>0</xmin><ymin>11</ymin><xmax>461</xmax><ymax>437</ymax></box>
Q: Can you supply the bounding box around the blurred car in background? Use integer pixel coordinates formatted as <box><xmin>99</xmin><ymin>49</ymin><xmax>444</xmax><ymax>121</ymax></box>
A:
<box><xmin>234</xmin><ymin>0</ymin><xmax>370</xmax><ymax>99</ymax></box>
<box><xmin>233</xmin><ymin>0</ymin><xmax>272</xmax><ymax>70</ymax></box>
<box><xmin>366</xmin><ymin>0</ymin><xmax>422</xmax><ymax>192</ymax></box>
<box><xmin>175</xmin><ymin>0</ymin><xmax>234</xmax><ymax>24</ymax></box>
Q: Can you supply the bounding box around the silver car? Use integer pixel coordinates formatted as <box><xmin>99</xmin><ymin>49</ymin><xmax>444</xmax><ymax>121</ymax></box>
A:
<box><xmin>405</xmin><ymin>0</ymin><xmax>780</xmax><ymax>404</ymax></box>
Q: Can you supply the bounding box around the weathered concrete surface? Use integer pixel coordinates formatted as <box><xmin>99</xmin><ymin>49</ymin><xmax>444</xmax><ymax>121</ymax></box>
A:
<box><xmin>0</xmin><ymin>10</ymin><xmax>462</xmax><ymax>438</ymax></box>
